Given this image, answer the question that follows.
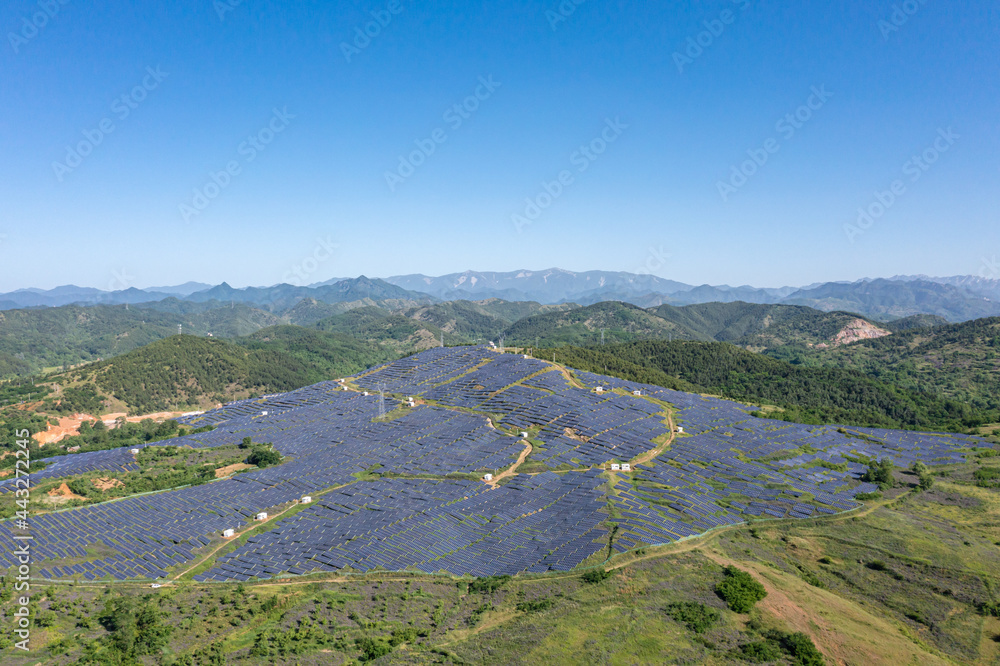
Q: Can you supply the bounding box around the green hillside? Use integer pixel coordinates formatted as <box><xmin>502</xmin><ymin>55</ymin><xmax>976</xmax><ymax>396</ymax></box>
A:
<box><xmin>769</xmin><ymin>317</ymin><xmax>1000</xmax><ymax>419</ymax></box>
<box><xmin>236</xmin><ymin>325</ymin><xmax>395</xmax><ymax>379</ymax></box>
<box><xmin>502</xmin><ymin>301</ymin><xmax>691</xmax><ymax>347</ymax></box>
<box><xmin>543</xmin><ymin>340</ymin><xmax>984</xmax><ymax>430</ymax></box>
<box><xmin>882</xmin><ymin>313</ymin><xmax>950</xmax><ymax>332</ymax></box>
<box><xmin>312</xmin><ymin>307</ymin><xmax>449</xmax><ymax>349</ymax></box>
<box><xmin>46</xmin><ymin>333</ymin><xmax>390</xmax><ymax>415</ymax></box>
<box><xmin>649</xmin><ymin>302</ymin><xmax>881</xmax><ymax>349</ymax></box>
<box><xmin>0</xmin><ymin>304</ymin><xmax>281</xmax><ymax>377</ymax></box>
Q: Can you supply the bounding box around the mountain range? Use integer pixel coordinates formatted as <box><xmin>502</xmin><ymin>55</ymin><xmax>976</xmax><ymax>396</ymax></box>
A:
<box><xmin>2</xmin><ymin>271</ymin><xmax>999</xmax><ymax>323</ymax></box>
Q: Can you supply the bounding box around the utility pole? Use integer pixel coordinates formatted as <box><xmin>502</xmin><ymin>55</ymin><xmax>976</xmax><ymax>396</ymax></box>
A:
<box><xmin>378</xmin><ymin>383</ymin><xmax>386</xmax><ymax>420</ymax></box>
<box><xmin>440</xmin><ymin>332</ymin><xmax>444</xmax><ymax>348</ymax></box>
<box><xmin>601</xmin><ymin>328</ymin><xmax>605</xmax><ymax>346</ymax></box>
<box><xmin>178</xmin><ymin>324</ymin><xmax>182</xmax><ymax>336</ymax></box>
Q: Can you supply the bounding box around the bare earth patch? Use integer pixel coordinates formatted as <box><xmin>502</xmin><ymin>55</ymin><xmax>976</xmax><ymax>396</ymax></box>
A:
<box><xmin>93</xmin><ymin>477</ymin><xmax>123</xmax><ymax>491</ymax></box>
<box><xmin>34</xmin><ymin>410</ymin><xmax>187</xmax><ymax>445</ymax></box>
<box><xmin>215</xmin><ymin>463</ymin><xmax>253</xmax><ymax>478</ymax></box>
<box><xmin>47</xmin><ymin>482</ymin><xmax>87</xmax><ymax>503</ymax></box>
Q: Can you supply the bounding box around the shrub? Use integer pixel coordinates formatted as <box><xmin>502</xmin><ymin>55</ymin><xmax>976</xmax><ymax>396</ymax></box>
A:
<box><xmin>582</xmin><ymin>568</ymin><xmax>614</xmax><ymax>584</ymax></box>
<box><xmin>979</xmin><ymin>602</ymin><xmax>1000</xmax><ymax>617</ymax></box>
<box><xmin>664</xmin><ymin>601</ymin><xmax>720</xmax><ymax>634</ymax></box>
<box><xmin>389</xmin><ymin>627</ymin><xmax>417</xmax><ymax>646</ymax></box>
<box><xmin>516</xmin><ymin>598</ymin><xmax>554</xmax><ymax>613</ymax></box>
<box><xmin>467</xmin><ymin>575</ymin><xmax>511</xmax><ymax>594</ymax></box>
<box><xmin>738</xmin><ymin>639</ymin><xmax>782</xmax><ymax>662</ymax></box>
<box><xmin>778</xmin><ymin>631</ymin><xmax>825</xmax><ymax>665</ymax></box>
<box><xmin>865</xmin><ymin>560</ymin><xmax>888</xmax><ymax>571</ymax></box>
<box><xmin>356</xmin><ymin>636</ymin><xmax>392</xmax><ymax>661</ymax></box>
<box><xmin>716</xmin><ymin>566</ymin><xmax>767</xmax><ymax>613</ymax></box>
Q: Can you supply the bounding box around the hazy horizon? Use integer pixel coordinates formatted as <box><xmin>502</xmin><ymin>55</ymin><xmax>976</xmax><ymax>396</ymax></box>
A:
<box><xmin>3</xmin><ymin>267</ymin><xmax>996</xmax><ymax>296</ymax></box>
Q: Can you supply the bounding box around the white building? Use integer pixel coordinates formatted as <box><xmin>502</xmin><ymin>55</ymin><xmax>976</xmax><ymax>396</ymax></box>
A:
<box><xmin>610</xmin><ymin>463</ymin><xmax>620</xmax><ymax>471</ymax></box>
<box><xmin>256</xmin><ymin>512</ymin><xmax>268</xmax><ymax>521</ymax></box>
<box><xmin>677</xmin><ymin>426</ymin><xmax>684</xmax><ymax>434</ymax></box>
<box><xmin>520</xmin><ymin>431</ymin><xmax>529</xmax><ymax>438</ymax></box>
<box><xmin>301</xmin><ymin>496</ymin><xmax>312</xmax><ymax>504</ymax></box>
<box><xmin>595</xmin><ymin>386</ymin><xmax>604</xmax><ymax>393</ymax></box>
<box><xmin>483</xmin><ymin>473</ymin><xmax>493</xmax><ymax>481</ymax></box>
<box><xmin>632</xmin><ymin>390</ymin><xmax>641</xmax><ymax>396</ymax></box>
<box><xmin>622</xmin><ymin>463</ymin><xmax>631</xmax><ymax>471</ymax></box>
<box><xmin>222</xmin><ymin>528</ymin><xmax>235</xmax><ymax>538</ymax></box>
<box><xmin>130</xmin><ymin>448</ymin><xmax>140</xmax><ymax>455</ymax></box>
<box><xmin>261</xmin><ymin>410</ymin><xmax>268</xmax><ymax>416</ymax></box>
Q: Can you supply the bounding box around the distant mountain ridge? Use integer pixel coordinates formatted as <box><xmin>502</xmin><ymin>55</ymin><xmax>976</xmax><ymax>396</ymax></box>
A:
<box><xmin>3</xmin><ymin>271</ymin><xmax>998</xmax><ymax>323</ymax></box>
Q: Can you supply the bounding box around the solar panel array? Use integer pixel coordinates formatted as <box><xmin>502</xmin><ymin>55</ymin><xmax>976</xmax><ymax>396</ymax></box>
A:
<box><xmin>1</xmin><ymin>345</ymin><xmax>986</xmax><ymax>582</ymax></box>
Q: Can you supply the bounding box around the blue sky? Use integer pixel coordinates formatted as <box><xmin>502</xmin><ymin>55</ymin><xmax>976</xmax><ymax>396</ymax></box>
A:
<box><xmin>1</xmin><ymin>0</ymin><xmax>997</xmax><ymax>291</ymax></box>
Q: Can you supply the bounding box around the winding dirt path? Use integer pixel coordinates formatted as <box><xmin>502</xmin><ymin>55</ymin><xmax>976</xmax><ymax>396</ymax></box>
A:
<box><xmin>486</xmin><ymin>439</ymin><xmax>533</xmax><ymax>488</ymax></box>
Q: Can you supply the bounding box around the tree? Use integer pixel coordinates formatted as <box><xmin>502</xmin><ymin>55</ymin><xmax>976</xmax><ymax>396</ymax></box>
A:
<box><xmin>246</xmin><ymin>447</ymin><xmax>282</xmax><ymax>468</ymax></box>
<box><xmin>240</xmin><ymin>436</ymin><xmax>252</xmax><ymax>449</ymax></box>
<box><xmin>98</xmin><ymin>595</ymin><xmax>172</xmax><ymax>661</ymax></box>
<box><xmin>861</xmin><ymin>458</ymin><xmax>895</xmax><ymax>490</ymax></box>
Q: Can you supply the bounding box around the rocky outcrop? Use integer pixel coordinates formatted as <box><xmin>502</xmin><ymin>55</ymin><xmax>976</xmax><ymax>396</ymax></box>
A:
<box><xmin>815</xmin><ymin>318</ymin><xmax>892</xmax><ymax>348</ymax></box>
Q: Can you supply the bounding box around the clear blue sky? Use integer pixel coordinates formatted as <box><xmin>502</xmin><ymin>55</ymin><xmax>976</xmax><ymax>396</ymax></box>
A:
<box><xmin>1</xmin><ymin>0</ymin><xmax>997</xmax><ymax>291</ymax></box>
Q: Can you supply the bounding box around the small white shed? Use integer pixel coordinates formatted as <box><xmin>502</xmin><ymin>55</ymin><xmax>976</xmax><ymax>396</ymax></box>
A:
<box><xmin>222</xmin><ymin>528</ymin><xmax>235</xmax><ymax>538</ymax></box>
<box><xmin>677</xmin><ymin>426</ymin><xmax>684</xmax><ymax>434</ymax></box>
<box><xmin>622</xmin><ymin>463</ymin><xmax>632</xmax><ymax>471</ymax></box>
<box><xmin>610</xmin><ymin>463</ymin><xmax>621</xmax><ymax>471</ymax></box>
<box><xmin>301</xmin><ymin>496</ymin><xmax>312</xmax><ymax>504</ymax></box>
<box><xmin>261</xmin><ymin>410</ymin><xmax>268</xmax><ymax>416</ymax></box>
<box><xmin>130</xmin><ymin>448</ymin><xmax>140</xmax><ymax>455</ymax></box>
<box><xmin>632</xmin><ymin>390</ymin><xmax>642</xmax><ymax>396</ymax></box>
<box><xmin>255</xmin><ymin>512</ymin><xmax>268</xmax><ymax>521</ymax></box>
<box><xmin>483</xmin><ymin>473</ymin><xmax>493</xmax><ymax>481</ymax></box>
<box><xmin>520</xmin><ymin>431</ymin><xmax>529</xmax><ymax>438</ymax></box>
<box><xmin>595</xmin><ymin>386</ymin><xmax>604</xmax><ymax>393</ymax></box>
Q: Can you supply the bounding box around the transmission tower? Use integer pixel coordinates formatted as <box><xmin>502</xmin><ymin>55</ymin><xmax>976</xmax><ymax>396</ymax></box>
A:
<box><xmin>440</xmin><ymin>332</ymin><xmax>444</xmax><ymax>348</ymax></box>
<box><xmin>178</xmin><ymin>324</ymin><xmax>182</xmax><ymax>336</ymax></box>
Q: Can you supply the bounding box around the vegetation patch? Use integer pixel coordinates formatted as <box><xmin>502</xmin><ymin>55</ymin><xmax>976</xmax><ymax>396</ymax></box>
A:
<box><xmin>716</xmin><ymin>566</ymin><xmax>768</xmax><ymax>613</ymax></box>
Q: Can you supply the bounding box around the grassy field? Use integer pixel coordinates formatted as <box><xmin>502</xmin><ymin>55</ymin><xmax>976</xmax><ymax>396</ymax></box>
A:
<box><xmin>5</xmin><ymin>457</ymin><xmax>1000</xmax><ymax>664</ymax></box>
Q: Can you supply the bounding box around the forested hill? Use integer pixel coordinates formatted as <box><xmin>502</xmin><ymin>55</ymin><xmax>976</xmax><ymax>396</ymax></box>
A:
<box><xmin>770</xmin><ymin>317</ymin><xmax>1000</xmax><ymax>418</ymax></box>
<box><xmin>0</xmin><ymin>304</ymin><xmax>282</xmax><ymax>376</ymax></box>
<box><xmin>648</xmin><ymin>301</ymin><xmax>883</xmax><ymax>349</ymax></box>
<box><xmin>44</xmin><ymin>331</ymin><xmax>392</xmax><ymax>415</ymax></box>
<box><xmin>546</xmin><ymin>341</ymin><xmax>988</xmax><ymax>431</ymax></box>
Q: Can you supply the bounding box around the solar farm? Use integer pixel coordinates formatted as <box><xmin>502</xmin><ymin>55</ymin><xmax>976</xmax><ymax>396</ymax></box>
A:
<box><xmin>0</xmin><ymin>346</ymin><xmax>986</xmax><ymax>583</ymax></box>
